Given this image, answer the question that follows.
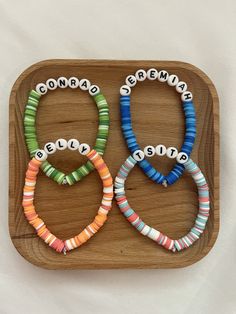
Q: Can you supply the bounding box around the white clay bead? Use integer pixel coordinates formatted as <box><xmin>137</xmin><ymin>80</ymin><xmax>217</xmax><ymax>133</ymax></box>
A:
<box><xmin>57</xmin><ymin>77</ymin><xmax>68</xmax><ymax>88</ymax></box>
<box><xmin>55</xmin><ymin>139</ymin><xmax>67</xmax><ymax>150</ymax></box>
<box><xmin>181</xmin><ymin>91</ymin><xmax>193</xmax><ymax>102</ymax></box>
<box><xmin>79</xmin><ymin>143</ymin><xmax>91</xmax><ymax>155</ymax></box>
<box><xmin>68</xmin><ymin>77</ymin><xmax>79</xmax><ymax>89</ymax></box>
<box><xmin>89</xmin><ymin>85</ymin><xmax>100</xmax><ymax>96</ymax></box>
<box><xmin>144</xmin><ymin>145</ymin><xmax>155</xmax><ymax>157</ymax></box>
<box><xmin>35</xmin><ymin>149</ymin><xmax>48</xmax><ymax>161</ymax></box>
<box><xmin>46</xmin><ymin>78</ymin><xmax>57</xmax><ymax>90</ymax></box>
<box><xmin>146</xmin><ymin>68</ymin><xmax>158</xmax><ymax>80</ymax></box>
<box><xmin>176</xmin><ymin>152</ymin><xmax>189</xmax><ymax>164</ymax></box>
<box><xmin>155</xmin><ymin>144</ymin><xmax>166</xmax><ymax>156</ymax></box>
<box><xmin>36</xmin><ymin>83</ymin><xmax>47</xmax><ymax>95</ymax></box>
<box><xmin>158</xmin><ymin>70</ymin><xmax>169</xmax><ymax>82</ymax></box>
<box><xmin>167</xmin><ymin>74</ymin><xmax>179</xmax><ymax>86</ymax></box>
<box><xmin>166</xmin><ymin>147</ymin><xmax>178</xmax><ymax>158</ymax></box>
<box><xmin>125</xmin><ymin>75</ymin><xmax>137</xmax><ymax>87</ymax></box>
<box><xmin>120</xmin><ymin>85</ymin><xmax>131</xmax><ymax>96</ymax></box>
<box><xmin>79</xmin><ymin>78</ymin><xmax>91</xmax><ymax>91</ymax></box>
<box><xmin>68</xmin><ymin>139</ymin><xmax>80</xmax><ymax>150</ymax></box>
<box><xmin>133</xmin><ymin>150</ymin><xmax>145</xmax><ymax>161</ymax></box>
<box><xmin>176</xmin><ymin>81</ymin><xmax>187</xmax><ymax>93</ymax></box>
<box><xmin>44</xmin><ymin>142</ymin><xmax>56</xmax><ymax>155</ymax></box>
<box><xmin>135</xmin><ymin>69</ymin><xmax>147</xmax><ymax>81</ymax></box>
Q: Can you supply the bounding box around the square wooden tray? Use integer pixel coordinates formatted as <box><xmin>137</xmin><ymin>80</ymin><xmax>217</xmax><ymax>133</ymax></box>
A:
<box><xmin>9</xmin><ymin>59</ymin><xmax>219</xmax><ymax>269</ymax></box>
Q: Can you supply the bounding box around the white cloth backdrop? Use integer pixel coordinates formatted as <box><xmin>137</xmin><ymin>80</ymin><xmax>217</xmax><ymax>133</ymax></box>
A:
<box><xmin>0</xmin><ymin>1</ymin><xmax>235</xmax><ymax>313</ymax></box>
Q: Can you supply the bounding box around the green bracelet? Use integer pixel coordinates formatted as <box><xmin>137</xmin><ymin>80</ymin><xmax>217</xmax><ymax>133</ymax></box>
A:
<box><xmin>24</xmin><ymin>77</ymin><xmax>110</xmax><ymax>185</ymax></box>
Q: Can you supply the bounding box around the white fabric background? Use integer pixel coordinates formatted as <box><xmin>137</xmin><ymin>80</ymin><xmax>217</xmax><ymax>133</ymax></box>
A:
<box><xmin>0</xmin><ymin>1</ymin><xmax>235</xmax><ymax>313</ymax></box>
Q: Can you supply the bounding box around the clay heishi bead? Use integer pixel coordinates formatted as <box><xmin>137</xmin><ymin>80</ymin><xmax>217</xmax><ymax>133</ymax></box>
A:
<box><xmin>55</xmin><ymin>139</ymin><xmax>67</xmax><ymax>150</ymax></box>
<box><xmin>176</xmin><ymin>81</ymin><xmax>187</xmax><ymax>93</ymax></box>
<box><xmin>125</xmin><ymin>75</ymin><xmax>137</xmax><ymax>87</ymax></box>
<box><xmin>79</xmin><ymin>78</ymin><xmax>91</xmax><ymax>91</ymax></box>
<box><xmin>68</xmin><ymin>139</ymin><xmax>80</xmax><ymax>150</ymax></box>
<box><xmin>144</xmin><ymin>145</ymin><xmax>155</xmax><ymax>157</ymax></box>
<box><xmin>155</xmin><ymin>144</ymin><xmax>166</xmax><ymax>156</ymax></box>
<box><xmin>44</xmin><ymin>142</ymin><xmax>57</xmax><ymax>155</ymax></box>
<box><xmin>68</xmin><ymin>77</ymin><xmax>79</xmax><ymax>89</ymax></box>
<box><xmin>89</xmin><ymin>85</ymin><xmax>100</xmax><ymax>96</ymax></box>
<box><xmin>57</xmin><ymin>77</ymin><xmax>68</xmax><ymax>88</ymax></box>
<box><xmin>147</xmin><ymin>68</ymin><xmax>158</xmax><ymax>80</ymax></box>
<box><xmin>181</xmin><ymin>91</ymin><xmax>193</xmax><ymax>102</ymax></box>
<box><xmin>167</xmin><ymin>74</ymin><xmax>179</xmax><ymax>86</ymax></box>
<box><xmin>166</xmin><ymin>147</ymin><xmax>178</xmax><ymax>158</ymax></box>
<box><xmin>133</xmin><ymin>150</ymin><xmax>145</xmax><ymax>161</ymax></box>
<box><xmin>46</xmin><ymin>78</ymin><xmax>58</xmax><ymax>90</ymax></box>
<box><xmin>176</xmin><ymin>152</ymin><xmax>189</xmax><ymax>164</ymax></box>
<box><xmin>158</xmin><ymin>70</ymin><xmax>169</xmax><ymax>82</ymax></box>
<box><xmin>36</xmin><ymin>83</ymin><xmax>47</xmax><ymax>95</ymax></box>
<box><xmin>135</xmin><ymin>69</ymin><xmax>147</xmax><ymax>81</ymax></box>
<box><xmin>79</xmin><ymin>143</ymin><xmax>91</xmax><ymax>155</ymax></box>
<box><xmin>35</xmin><ymin>149</ymin><xmax>48</xmax><ymax>161</ymax></box>
<box><xmin>120</xmin><ymin>85</ymin><xmax>131</xmax><ymax>96</ymax></box>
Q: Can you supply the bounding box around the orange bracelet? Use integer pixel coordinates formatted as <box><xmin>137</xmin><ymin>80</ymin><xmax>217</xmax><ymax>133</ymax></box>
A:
<box><xmin>22</xmin><ymin>147</ymin><xmax>113</xmax><ymax>254</ymax></box>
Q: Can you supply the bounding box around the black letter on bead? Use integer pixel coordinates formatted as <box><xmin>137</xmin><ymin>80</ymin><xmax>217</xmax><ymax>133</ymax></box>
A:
<box><xmin>45</xmin><ymin>144</ymin><xmax>53</xmax><ymax>152</ymax></box>
<box><xmin>150</xmin><ymin>70</ymin><xmax>156</xmax><ymax>79</ymax></box>
<box><xmin>36</xmin><ymin>151</ymin><xmax>43</xmax><ymax>158</ymax></box>
<box><xmin>70</xmin><ymin>141</ymin><xmax>75</xmax><ymax>149</ymax></box>
<box><xmin>81</xmin><ymin>145</ymin><xmax>87</xmax><ymax>153</ymax></box>
<box><xmin>58</xmin><ymin>141</ymin><xmax>63</xmax><ymax>148</ymax></box>
<box><xmin>81</xmin><ymin>81</ymin><xmax>88</xmax><ymax>89</ymax></box>
<box><xmin>180</xmin><ymin>154</ymin><xmax>187</xmax><ymax>161</ymax></box>
<box><xmin>58</xmin><ymin>78</ymin><xmax>66</xmax><ymax>87</ymax></box>
<box><xmin>135</xmin><ymin>152</ymin><xmax>141</xmax><ymax>160</ymax></box>
<box><xmin>39</xmin><ymin>86</ymin><xmax>46</xmax><ymax>93</ymax></box>
<box><xmin>147</xmin><ymin>147</ymin><xmax>153</xmax><ymax>156</ymax></box>
<box><xmin>159</xmin><ymin>71</ymin><xmax>168</xmax><ymax>80</ymax></box>
<box><xmin>90</xmin><ymin>86</ymin><xmax>98</xmax><ymax>94</ymax></box>
<box><xmin>137</xmin><ymin>71</ymin><xmax>144</xmax><ymax>80</ymax></box>
<box><xmin>70</xmin><ymin>79</ymin><xmax>77</xmax><ymax>87</ymax></box>
<box><xmin>128</xmin><ymin>76</ymin><xmax>135</xmax><ymax>85</ymax></box>
<box><xmin>48</xmin><ymin>80</ymin><xmax>55</xmax><ymax>89</ymax></box>
<box><xmin>183</xmin><ymin>92</ymin><xmax>192</xmax><ymax>101</ymax></box>
<box><xmin>170</xmin><ymin>148</ymin><xmax>176</xmax><ymax>156</ymax></box>
<box><xmin>178</xmin><ymin>83</ymin><xmax>186</xmax><ymax>91</ymax></box>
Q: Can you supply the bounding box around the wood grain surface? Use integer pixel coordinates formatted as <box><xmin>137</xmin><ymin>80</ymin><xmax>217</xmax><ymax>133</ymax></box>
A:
<box><xmin>9</xmin><ymin>59</ymin><xmax>219</xmax><ymax>269</ymax></box>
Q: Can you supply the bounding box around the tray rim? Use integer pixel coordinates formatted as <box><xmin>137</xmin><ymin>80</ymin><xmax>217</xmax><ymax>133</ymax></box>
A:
<box><xmin>9</xmin><ymin>59</ymin><xmax>220</xmax><ymax>269</ymax></box>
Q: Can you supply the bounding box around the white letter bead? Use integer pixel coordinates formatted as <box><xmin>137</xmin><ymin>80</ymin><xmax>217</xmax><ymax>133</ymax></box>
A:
<box><xmin>44</xmin><ymin>142</ymin><xmax>56</xmax><ymax>154</ymax></box>
<box><xmin>177</xmin><ymin>152</ymin><xmax>189</xmax><ymax>164</ymax></box>
<box><xmin>144</xmin><ymin>145</ymin><xmax>155</xmax><ymax>157</ymax></box>
<box><xmin>167</xmin><ymin>74</ymin><xmax>179</xmax><ymax>86</ymax></box>
<box><xmin>79</xmin><ymin>143</ymin><xmax>91</xmax><ymax>155</ymax></box>
<box><xmin>36</xmin><ymin>83</ymin><xmax>47</xmax><ymax>95</ymax></box>
<box><xmin>57</xmin><ymin>77</ymin><xmax>68</xmax><ymax>88</ymax></box>
<box><xmin>35</xmin><ymin>149</ymin><xmax>48</xmax><ymax>161</ymax></box>
<box><xmin>176</xmin><ymin>81</ymin><xmax>187</xmax><ymax>93</ymax></box>
<box><xmin>68</xmin><ymin>77</ymin><xmax>79</xmax><ymax>89</ymax></box>
<box><xmin>135</xmin><ymin>69</ymin><xmax>147</xmax><ymax>81</ymax></box>
<box><xmin>155</xmin><ymin>144</ymin><xmax>166</xmax><ymax>156</ymax></box>
<box><xmin>55</xmin><ymin>138</ymin><xmax>67</xmax><ymax>150</ymax></box>
<box><xmin>120</xmin><ymin>85</ymin><xmax>131</xmax><ymax>96</ymax></box>
<box><xmin>133</xmin><ymin>150</ymin><xmax>145</xmax><ymax>161</ymax></box>
<box><xmin>158</xmin><ymin>70</ymin><xmax>169</xmax><ymax>82</ymax></box>
<box><xmin>181</xmin><ymin>91</ymin><xmax>193</xmax><ymax>102</ymax></box>
<box><xmin>125</xmin><ymin>75</ymin><xmax>137</xmax><ymax>87</ymax></box>
<box><xmin>68</xmin><ymin>139</ymin><xmax>79</xmax><ymax>150</ymax></box>
<box><xmin>79</xmin><ymin>78</ymin><xmax>91</xmax><ymax>91</ymax></box>
<box><xmin>147</xmin><ymin>68</ymin><xmax>158</xmax><ymax>80</ymax></box>
<box><xmin>89</xmin><ymin>85</ymin><xmax>100</xmax><ymax>96</ymax></box>
<box><xmin>166</xmin><ymin>147</ymin><xmax>178</xmax><ymax>158</ymax></box>
<box><xmin>46</xmin><ymin>78</ymin><xmax>57</xmax><ymax>90</ymax></box>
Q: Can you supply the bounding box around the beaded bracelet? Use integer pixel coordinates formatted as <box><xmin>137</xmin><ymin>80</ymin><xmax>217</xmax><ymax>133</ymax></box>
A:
<box><xmin>120</xmin><ymin>69</ymin><xmax>196</xmax><ymax>186</ymax></box>
<box><xmin>115</xmin><ymin>146</ymin><xmax>210</xmax><ymax>252</ymax></box>
<box><xmin>22</xmin><ymin>142</ymin><xmax>113</xmax><ymax>254</ymax></box>
<box><xmin>24</xmin><ymin>76</ymin><xmax>109</xmax><ymax>185</ymax></box>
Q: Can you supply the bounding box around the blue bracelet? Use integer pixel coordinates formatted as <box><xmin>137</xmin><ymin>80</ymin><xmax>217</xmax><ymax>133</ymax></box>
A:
<box><xmin>120</xmin><ymin>69</ymin><xmax>196</xmax><ymax>186</ymax></box>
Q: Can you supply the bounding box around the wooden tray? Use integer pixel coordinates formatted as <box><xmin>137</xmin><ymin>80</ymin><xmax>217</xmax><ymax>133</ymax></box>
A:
<box><xmin>9</xmin><ymin>59</ymin><xmax>219</xmax><ymax>269</ymax></box>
